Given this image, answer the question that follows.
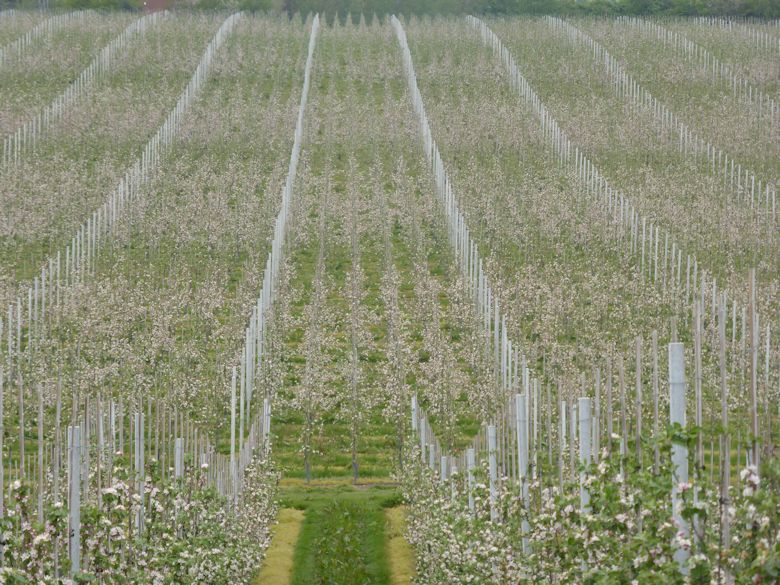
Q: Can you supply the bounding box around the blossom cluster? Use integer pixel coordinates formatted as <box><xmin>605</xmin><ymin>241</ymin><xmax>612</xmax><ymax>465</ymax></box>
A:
<box><xmin>400</xmin><ymin>441</ymin><xmax>780</xmax><ymax>584</ymax></box>
<box><xmin>0</xmin><ymin>453</ymin><xmax>278</xmax><ymax>583</ymax></box>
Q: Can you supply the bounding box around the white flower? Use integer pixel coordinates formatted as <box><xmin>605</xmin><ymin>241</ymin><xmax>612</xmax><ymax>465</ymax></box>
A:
<box><xmin>109</xmin><ymin>526</ymin><xmax>125</xmax><ymax>540</ymax></box>
<box><xmin>675</xmin><ymin>532</ymin><xmax>691</xmax><ymax>551</ymax></box>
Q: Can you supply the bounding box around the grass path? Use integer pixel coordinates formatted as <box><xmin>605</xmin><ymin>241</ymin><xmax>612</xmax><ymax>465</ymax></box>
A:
<box><xmin>385</xmin><ymin>507</ymin><xmax>415</xmax><ymax>585</ymax></box>
<box><xmin>255</xmin><ymin>479</ymin><xmax>409</xmax><ymax>585</ymax></box>
<box><xmin>254</xmin><ymin>508</ymin><xmax>305</xmax><ymax>585</ymax></box>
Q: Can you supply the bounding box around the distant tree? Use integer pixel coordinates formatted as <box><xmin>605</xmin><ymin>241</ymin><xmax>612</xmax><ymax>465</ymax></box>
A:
<box><xmin>516</xmin><ymin>0</ymin><xmax>563</xmax><ymax>13</ymax></box>
<box><xmin>484</xmin><ymin>0</ymin><xmax>521</xmax><ymax>14</ymax></box>
<box><xmin>741</xmin><ymin>0</ymin><xmax>780</xmax><ymax>17</ymax></box>
<box><xmin>27</xmin><ymin>0</ymin><xmax>780</xmax><ymax>18</ymax></box>
<box><xmin>53</xmin><ymin>0</ymin><xmax>142</xmax><ymax>9</ymax></box>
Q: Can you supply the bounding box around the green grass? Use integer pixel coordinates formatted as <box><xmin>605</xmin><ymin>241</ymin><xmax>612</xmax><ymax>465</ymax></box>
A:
<box><xmin>385</xmin><ymin>506</ymin><xmax>415</xmax><ymax>585</ymax></box>
<box><xmin>282</xmin><ymin>481</ymin><xmax>401</xmax><ymax>585</ymax></box>
<box><xmin>253</xmin><ymin>508</ymin><xmax>305</xmax><ymax>585</ymax></box>
<box><xmin>272</xmin><ymin>404</ymin><xmax>401</xmax><ymax>479</ymax></box>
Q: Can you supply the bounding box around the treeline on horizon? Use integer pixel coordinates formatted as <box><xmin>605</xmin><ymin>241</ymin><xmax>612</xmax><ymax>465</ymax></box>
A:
<box><xmin>2</xmin><ymin>0</ymin><xmax>778</xmax><ymax>23</ymax></box>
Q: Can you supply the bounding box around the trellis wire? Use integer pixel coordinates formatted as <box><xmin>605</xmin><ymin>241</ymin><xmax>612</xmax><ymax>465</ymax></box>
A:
<box><xmin>0</xmin><ymin>11</ymin><xmax>305</xmax><ymax>573</ymax></box>
<box><xmin>689</xmin><ymin>16</ymin><xmax>780</xmax><ymax>56</ymax></box>
<box><xmin>618</xmin><ymin>17</ymin><xmax>779</xmax><ymax>127</ymax></box>
<box><xmin>395</xmin><ymin>15</ymin><xmax>764</xmax><ymax>575</ymax></box>
<box><xmin>2</xmin><ymin>11</ymin><xmax>167</xmax><ymax>166</ymax></box>
<box><xmin>0</xmin><ymin>10</ymin><xmax>89</xmax><ymax>67</ymax></box>
<box><xmin>467</xmin><ymin>17</ymin><xmax>777</xmax><ymax>439</ymax></box>
<box><xmin>1</xmin><ymin>12</ymin><xmax>244</xmax><ymax>396</ymax></box>
<box><xmin>546</xmin><ymin>16</ymin><xmax>777</xmax><ymax>225</ymax></box>
<box><xmin>225</xmin><ymin>12</ymin><xmax>320</xmax><ymax>499</ymax></box>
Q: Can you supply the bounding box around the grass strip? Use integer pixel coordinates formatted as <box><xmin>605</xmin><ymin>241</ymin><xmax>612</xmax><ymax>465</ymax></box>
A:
<box><xmin>385</xmin><ymin>506</ymin><xmax>415</xmax><ymax>585</ymax></box>
<box><xmin>254</xmin><ymin>508</ymin><xmax>305</xmax><ymax>585</ymax></box>
<box><xmin>286</xmin><ymin>481</ymin><xmax>400</xmax><ymax>585</ymax></box>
